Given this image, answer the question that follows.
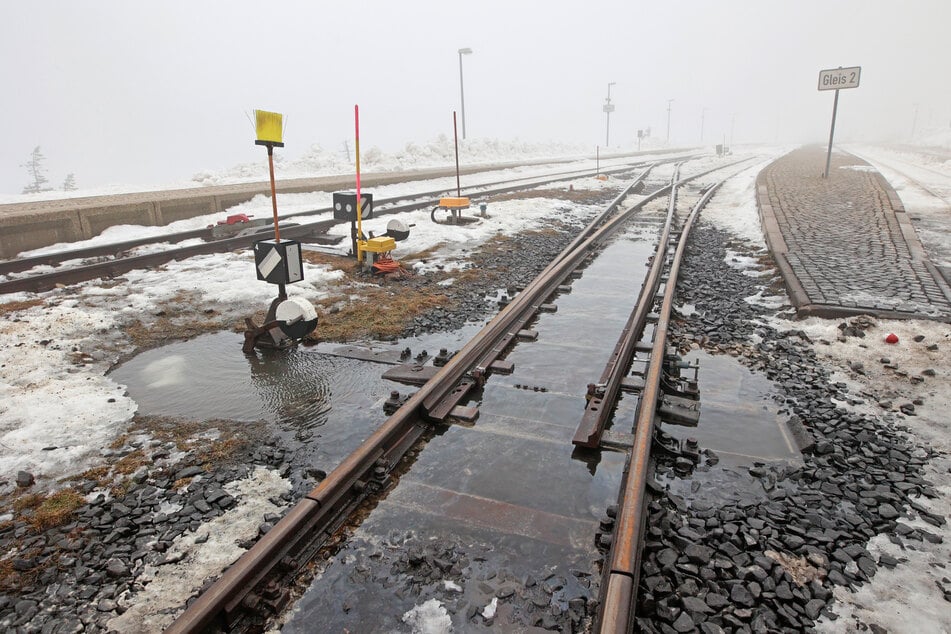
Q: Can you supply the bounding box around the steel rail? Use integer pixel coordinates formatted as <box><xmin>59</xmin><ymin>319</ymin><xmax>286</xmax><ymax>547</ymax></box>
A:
<box><xmin>0</xmin><ymin>162</ymin><xmax>659</xmax><ymax>296</ymax></box>
<box><xmin>597</xmin><ymin>181</ymin><xmax>724</xmax><ymax>633</ymax></box>
<box><xmin>164</xmin><ymin>168</ymin><xmax>654</xmax><ymax>633</ymax></box>
<box><xmin>168</xmin><ymin>159</ymin><xmax>748</xmax><ymax>632</ymax></box>
<box><xmin>423</xmin><ymin>159</ymin><xmax>753</xmax><ymax>417</ymax></box>
<box><xmin>573</xmin><ymin>164</ymin><xmax>682</xmax><ymax>447</ymax></box>
<box><xmin>0</xmin><ymin>156</ymin><xmax>673</xmax><ymax>278</ymax></box>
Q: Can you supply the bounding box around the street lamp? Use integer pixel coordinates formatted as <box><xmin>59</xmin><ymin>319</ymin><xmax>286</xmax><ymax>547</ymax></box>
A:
<box><xmin>603</xmin><ymin>82</ymin><xmax>616</xmax><ymax>146</ymax></box>
<box><xmin>458</xmin><ymin>48</ymin><xmax>473</xmax><ymax>139</ymax></box>
<box><xmin>700</xmin><ymin>107</ymin><xmax>709</xmax><ymax>143</ymax></box>
<box><xmin>666</xmin><ymin>99</ymin><xmax>674</xmax><ymax>144</ymax></box>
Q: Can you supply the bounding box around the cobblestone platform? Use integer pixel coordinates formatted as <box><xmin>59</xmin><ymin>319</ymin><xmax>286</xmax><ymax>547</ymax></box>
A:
<box><xmin>756</xmin><ymin>146</ymin><xmax>951</xmax><ymax>321</ymax></box>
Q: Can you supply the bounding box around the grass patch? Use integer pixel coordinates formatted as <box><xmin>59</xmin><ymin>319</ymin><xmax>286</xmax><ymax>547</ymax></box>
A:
<box><xmin>113</xmin><ymin>450</ymin><xmax>150</xmax><ymax>475</ymax></box>
<box><xmin>12</xmin><ymin>494</ymin><xmax>43</xmax><ymax>514</ymax></box>
<box><xmin>489</xmin><ymin>187</ymin><xmax>615</xmax><ymax>204</ymax></box>
<box><xmin>194</xmin><ymin>437</ymin><xmax>243</xmax><ymax>467</ymax></box>
<box><xmin>63</xmin><ymin>465</ymin><xmax>110</xmax><ymax>488</ymax></box>
<box><xmin>121</xmin><ymin>291</ymin><xmax>230</xmax><ymax>349</ymax></box>
<box><xmin>0</xmin><ymin>298</ymin><xmax>45</xmax><ymax>315</ymax></box>
<box><xmin>302</xmin><ymin>251</ymin><xmax>360</xmax><ymax>274</ymax></box>
<box><xmin>124</xmin><ymin>314</ymin><xmax>227</xmax><ymax>350</ymax></box>
<box><xmin>30</xmin><ymin>489</ymin><xmax>84</xmax><ymax>531</ymax></box>
<box><xmin>1</xmin><ymin>489</ymin><xmax>85</xmax><ymax>533</ymax></box>
<box><xmin>312</xmin><ymin>285</ymin><xmax>451</xmax><ymax>342</ymax></box>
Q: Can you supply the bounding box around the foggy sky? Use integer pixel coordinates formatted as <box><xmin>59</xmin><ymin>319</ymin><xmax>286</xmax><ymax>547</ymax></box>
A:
<box><xmin>2</xmin><ymin>0</ymin><xmax>949</xmax><ymax>194</ymax></box>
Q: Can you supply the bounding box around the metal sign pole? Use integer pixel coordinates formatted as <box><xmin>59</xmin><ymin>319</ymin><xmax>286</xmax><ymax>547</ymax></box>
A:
<box><xmin>355</xmin><ymin>104</ymin><xmax>363</xmax><ymax>261</ymax></box>
<box><xmin>453</xmin><ymin>111</ymin><xmax>461</xmax><ymax>197</ymax></box>
<box><xmin>824</xmin><ymin>88</ymin><xmax>840</xmax><ymax>179</ymax></box>
<box><xmin>817</xmin><ymin>65</ymin><xmax>860</xmax><ymax>178</ymax></box>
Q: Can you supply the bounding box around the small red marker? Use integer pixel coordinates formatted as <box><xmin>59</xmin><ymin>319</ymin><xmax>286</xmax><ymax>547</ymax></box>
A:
<box><xmin>885</xmin><ymin>333</ymin><xmax>899</xmax><ymax>344</ymax></box>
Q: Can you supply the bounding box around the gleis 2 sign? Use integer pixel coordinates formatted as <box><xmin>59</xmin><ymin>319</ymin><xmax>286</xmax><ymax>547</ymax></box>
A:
<box><xmin>818</xmin><ymin>66</ymin><xmax>861</xmax><ymax>91</ymax></box>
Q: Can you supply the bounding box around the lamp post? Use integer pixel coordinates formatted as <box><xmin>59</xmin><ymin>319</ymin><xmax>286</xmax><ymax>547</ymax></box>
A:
<box><xmin>700</xmin><ymin>107</ymin><xmax>709</xmax><ymax>143</ymax></box>
<box><xmin>604</xmin><ymin>82</ymin><xmax>616</xmax><ymax>146</ymax></box>
<box><xmin>666</xmin><ymin>99</ymin><xmax>674</xmax><ymax>144</ymax></box>
<box><xmin>458</xmin><ymin>47</ymin><xmax>473</xmax><ymax>139</ymax></box>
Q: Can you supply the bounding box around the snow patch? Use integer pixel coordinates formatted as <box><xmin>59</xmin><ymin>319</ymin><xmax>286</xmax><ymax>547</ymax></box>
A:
<box><xmin>401</xmin><ymin>598</ymin><xmax>453</xmax><ymax>634</ymax></box>
<box><xmin>106</xmin><ymin>467</ymin><xmax>291</xmax><ymax>633</ymax></box>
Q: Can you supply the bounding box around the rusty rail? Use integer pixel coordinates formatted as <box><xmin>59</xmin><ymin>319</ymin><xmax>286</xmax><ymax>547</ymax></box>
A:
<box><xmin>165</xmin><ymin>167</ymin><xmax>658</xmax><ymax>633</ymax></box>
<box><xmin>574</xmin><ymin>164</ymin><xmax>682</xmax><ymax>447</ymax></box>
<box><xmin>597</xmin><ymin>181</ymin><xmax>725</xmax><ymax>633</ymax></box>
<box><xmin>0</xmin><ymin>160</ymin><xmax>663</xmax><ymax>295</ymax></box>
<box><xmin>167</xmin><ymin>159</ymin><xmax>751</xmax><ymax>632</ymax></box>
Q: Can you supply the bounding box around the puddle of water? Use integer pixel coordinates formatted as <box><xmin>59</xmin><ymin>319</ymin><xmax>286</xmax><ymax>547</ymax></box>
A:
<box><xmin>109</xmin><ymin>331</ymin><xmax>397</xmax><ymax>474</ymax></box>
<box><xmin>669</xmin><ymin>350</ymin><xmax>801</xmax><ymax>465</ymax></box>
<box><xmin>283</xmin><ymin>228</ymin><xmax>660</xmax><ymax>631</ymax></box>
<box><xmin>110</xmin><ymin>332</ymin><xmax>331</xmax><ymax>424</ymax></box>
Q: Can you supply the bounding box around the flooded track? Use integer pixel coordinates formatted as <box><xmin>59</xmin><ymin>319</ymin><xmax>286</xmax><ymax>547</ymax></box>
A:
<box><xmin>279</xmin><ymin>206</ymin><xmax>663</xmax><ymax>632</ymax></box>
<box><xmin>109</xmin><ymin>157</ymin><xmax>773</xmax><ymax>632</ymax></box>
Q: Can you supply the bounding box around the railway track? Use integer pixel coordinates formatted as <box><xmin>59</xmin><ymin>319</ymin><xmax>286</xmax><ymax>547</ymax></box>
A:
<box><xmin>163</xmin><ymin>155</ymin><xmax>755</xmax><ymax>633</ymax></box>
<box><xmin>0</xmin><ymin>157</ymin><xmax>692</xmax><ymax>295</ymax></box>
<box><xmin>850</xmin><ymin>147</ymin><xmax>951</xmax><ymax>203</ymax></box>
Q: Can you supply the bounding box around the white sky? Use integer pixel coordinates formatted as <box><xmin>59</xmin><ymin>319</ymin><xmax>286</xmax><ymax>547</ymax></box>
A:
<box><xmin>2</xmin><ymin>0</ymin><xmax>950</xmax><ymax>194</ymax></box>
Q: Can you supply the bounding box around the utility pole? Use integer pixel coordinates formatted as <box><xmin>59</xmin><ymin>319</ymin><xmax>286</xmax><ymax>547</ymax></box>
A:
<box><xmin>604</xmin><ymin>82</ymin><xmax>616</xmax><ymax>146</ymax></box>
<box><xmin>458</xmin><ymin>48</ymin><xmax>473</xmax><ymax>139</ymax></box>
<box><xmin>666</xmin><ymin>99</ymin><xmax>674</xmax><ymax>144</ymax></box>
<box><xmin>700</xmin><ymin>107</ymin><xmax>708</xmax><ymax>143</ymax></box>
<box><xmin>911</xmin><ymin>103</ymin><xmax>919</xmax><ymax>140</ymax></box>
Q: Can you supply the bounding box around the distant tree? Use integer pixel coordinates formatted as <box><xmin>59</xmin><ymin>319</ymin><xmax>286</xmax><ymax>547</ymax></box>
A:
<box><xmin>21</xmin><ymin>146</ymin><xmax>50</xmax><ymax>194</ymax></box>
<box><xmin>62</xmin><ymin>173</ymin><xmax>77</xmax><ymax>191</ymax></box>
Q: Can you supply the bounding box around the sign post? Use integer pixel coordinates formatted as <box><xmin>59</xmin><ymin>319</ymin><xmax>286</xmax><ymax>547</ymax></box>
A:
<box><xmin>254</xmin><ymin>110</ymin><xmax>285</xmax><ymax>239</ymax></box>
<box><xmin>818</xmin><ymin>66</ymin><xmax>861</xmax><ymax>178</ymax></box>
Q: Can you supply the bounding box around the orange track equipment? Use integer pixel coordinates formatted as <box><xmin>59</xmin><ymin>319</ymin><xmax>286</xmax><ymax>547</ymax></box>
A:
<box><xmin>371</xmin><ymin>254</ymin><xmax>403</xmax><ymax>275</ymax></box>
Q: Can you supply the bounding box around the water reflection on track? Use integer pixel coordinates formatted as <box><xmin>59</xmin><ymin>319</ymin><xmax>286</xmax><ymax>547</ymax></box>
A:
<box><xmin>280</xmin><ymin>223</ymin><xmax>661</xmax><ymax>631</ymax></box>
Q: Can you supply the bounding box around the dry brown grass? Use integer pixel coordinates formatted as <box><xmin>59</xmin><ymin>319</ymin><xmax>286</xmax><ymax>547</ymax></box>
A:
<box><xmin>302</xmin><ymin>250</ymin><xmax>360</xmax><ymax>273</ymax></box>
<box><xmin>121</xmin><ymin>290</ymin><xmax>229</xmax><ymax>349</ymax></box>
<box><xmin>123</xmin><ymin>416</ymin><xmax>250</xmax><ymax>471</ymax></box>
<box><xmin>194</xmin><ymin>437</ymin><xmax>243</xmax><ymax>467</ymax></box>
<box><xmin>124</xmin><ymin>314</ymin><xmax>226</xmax><ymax>350</ymax></box>
<box><xmin>113</xmin><ymin>450</ymin><xmax>150</xmax><ymax>475</ymax></box>
<box><xmin>30</xmin><ymin>489</ymin><xmax>84</xmax><ymax>531</ymax></box>
<box><xmin>398</xmin><ymin>243</ymin><xmax>448</xmax><ymax>264</ymax></box>
<box><xmin>489</xmin><ymin>187</ymin><xmax>612</xmax><ymax>204</ymax></box>
<box><xmin>312</xmin><ymin>285</ymin><xmax>451</xmax><ymax>342</ymax></box>
<box><xmin>0</xmin><ymin>548</ymin><xmax>44</xmax><ymax>593</ymax></box>
<box><xmin>0</xmin><ymin>298</ymin><xmax>45</xmax><ymax>315</ymax></box>
<box><xmin>2</xmin><ymin>488</ymin><xmax>85</xmax><ymax>534</ymax></box>
<box><xmin>12</xmin><ymin>494</ymin><xmax>43</xmax><ymax>514</ymax></box>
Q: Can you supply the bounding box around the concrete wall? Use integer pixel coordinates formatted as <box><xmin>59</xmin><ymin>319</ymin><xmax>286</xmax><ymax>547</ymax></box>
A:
<box><xmin>0</xmin><ymin>170</ymin><xmax>468</xmax><ymax>259</ymax></box>
<box><xmin>0</xmin><ymin>151</ymin><xmax>663</xmax><ymax>259</ymax></box>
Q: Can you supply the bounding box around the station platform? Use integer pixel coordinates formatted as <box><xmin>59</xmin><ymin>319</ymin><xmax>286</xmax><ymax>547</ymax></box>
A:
<box><xmin>756</xmin><ymin>146</ymin><xmax>951</xmax><ymax>321</ymax></box>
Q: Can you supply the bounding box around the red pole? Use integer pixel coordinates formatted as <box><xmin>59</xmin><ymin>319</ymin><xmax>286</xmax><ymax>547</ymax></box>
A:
<box><xmin>453</xmin><ymin>111</ymin><xmax>461</xmax><ymax>197</ymax></box>
<box><xmin>267</xmin><ymin>145</ymin><xmax>280</xmax><ymax>242</ymax></box>
<box><xmin>355</xmin><ymin>105</ymin><xmax>363</xmax><ymax>260</ymax></box>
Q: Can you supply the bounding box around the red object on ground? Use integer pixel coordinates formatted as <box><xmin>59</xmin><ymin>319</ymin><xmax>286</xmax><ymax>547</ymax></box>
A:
<box><xmin>885</xmin><ymin>333</ymin><xmax>899</xmax><ymax>344</ymax></box>
<box><xmin>217</xmin><ymin>214</ymin><xmax>250</xmax><ymax>226</ymax></box>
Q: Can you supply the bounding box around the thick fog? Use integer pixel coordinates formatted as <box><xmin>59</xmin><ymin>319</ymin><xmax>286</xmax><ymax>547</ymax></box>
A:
<box><xmin>1</xmin><ymin>0</ymin><xmax>948</xmax><ymax>194</ymax></box>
